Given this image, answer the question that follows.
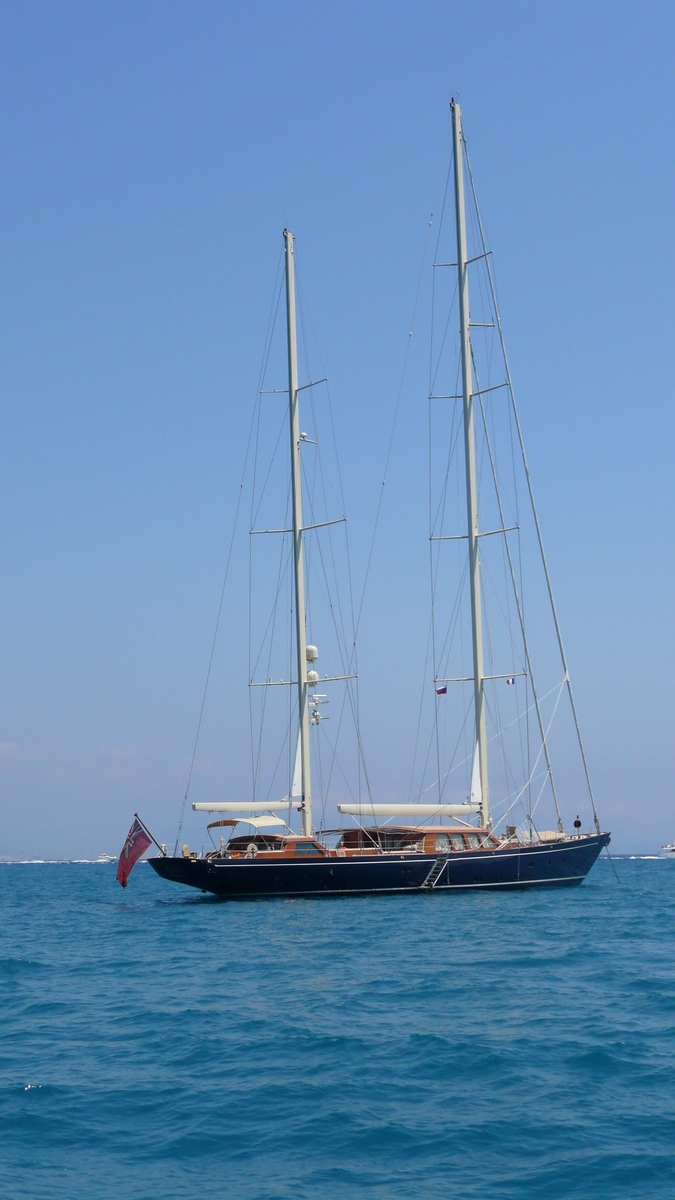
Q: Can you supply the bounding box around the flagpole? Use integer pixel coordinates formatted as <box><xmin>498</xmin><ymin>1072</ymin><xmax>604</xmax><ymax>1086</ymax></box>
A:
<box><xmin>134</xmin><ymin>813</ymin><xmax>165</xmax><ymax>855</ymax></box>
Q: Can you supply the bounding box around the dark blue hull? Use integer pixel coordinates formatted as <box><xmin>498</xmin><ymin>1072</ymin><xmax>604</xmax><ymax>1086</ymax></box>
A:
<box><xmin>149</xmin><ymin>833</ymin><xmax>610</xmax><ymax>898</ymax></box>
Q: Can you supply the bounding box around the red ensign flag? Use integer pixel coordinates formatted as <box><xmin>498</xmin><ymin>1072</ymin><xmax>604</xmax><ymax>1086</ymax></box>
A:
<box><xmin>116</xmin><ymin>817</ymin><xmax>152</xmax><ymax>888</ymax></box>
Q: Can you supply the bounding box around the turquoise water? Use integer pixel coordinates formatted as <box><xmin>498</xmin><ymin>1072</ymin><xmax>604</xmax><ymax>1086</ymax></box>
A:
<box><xmin>2</xmin><ymin>857</ymin><xmax>674</xmax><ymax>1199</ymax></box>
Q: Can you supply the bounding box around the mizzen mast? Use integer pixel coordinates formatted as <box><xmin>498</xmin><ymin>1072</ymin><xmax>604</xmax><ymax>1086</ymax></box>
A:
<box><xmin>284</xmin><ymin>230</ymin><xmax>313</xmax><ymax>836</ymax></box>
<box><xmin>452</xmin><ymin>101</ymin><xmax>491</xmax><ymax>830</ymax></box>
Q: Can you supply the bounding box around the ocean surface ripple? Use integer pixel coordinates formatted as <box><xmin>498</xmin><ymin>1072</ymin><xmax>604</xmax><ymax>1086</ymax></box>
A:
<box><xmin>2</xmin><ymin>857</ymin><xmax>674</xmax><ymax>1199</ymax></box>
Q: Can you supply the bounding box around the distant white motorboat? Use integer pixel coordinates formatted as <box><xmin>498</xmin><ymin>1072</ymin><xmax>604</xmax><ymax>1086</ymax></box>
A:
<box><xmin>660</xmin><ymin>843</ymin><xmax>675</xmax><ymax>858</ymax></box>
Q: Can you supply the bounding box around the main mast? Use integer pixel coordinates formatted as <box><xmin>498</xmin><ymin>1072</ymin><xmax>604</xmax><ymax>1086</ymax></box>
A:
<box><xmin>284</xmin><ymin>230</ymin><xmax>313</xmax><ymax>836</ymax></box>
<box><xmin>452</xmin><ymin>101</ymin><xmax>491</xmax><ymax>830</ymax></box>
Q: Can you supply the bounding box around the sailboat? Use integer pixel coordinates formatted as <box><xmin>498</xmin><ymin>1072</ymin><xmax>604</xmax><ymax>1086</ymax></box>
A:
<box><xmin>147</xmin><ymin>102</ymin><xmax>610</xmax><ymax>898</ymax></box>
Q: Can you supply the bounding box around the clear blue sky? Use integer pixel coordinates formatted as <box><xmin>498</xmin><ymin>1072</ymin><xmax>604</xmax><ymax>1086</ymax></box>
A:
<box><xmin>0</xmin><ymin>0</ymin><xmax>672</xmax><ymax>857</ymax></box>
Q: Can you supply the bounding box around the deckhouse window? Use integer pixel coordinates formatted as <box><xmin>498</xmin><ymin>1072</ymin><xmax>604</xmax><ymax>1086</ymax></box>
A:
<box><xmin>435</xmin><ymin>834</ymin><xmax>450</xmax><ymax>851</ymax></box>
<box><xmin>450</xmin><ymin>834</ymin><xmax>466</xmax><ymax>851</ymax></box>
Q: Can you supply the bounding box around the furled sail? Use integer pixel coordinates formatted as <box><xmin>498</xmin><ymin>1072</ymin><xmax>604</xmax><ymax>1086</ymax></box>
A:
<box><xmin>290</xmin><ymin>728</ymin><xmax>302</xmax><ymax>799</ymax></box>
<box><xmin>193</xmin><ymin>802</ymin><xmax>300</xmax><ymax>812</ymax></box>
<box><xmin>470</xmin><ymin>742</ymin><xmax>482</xmax><ymax>807</ymax></box>
<box><xmin>338</xmin><ymin>803</ymin><xmax>480</xmax><ymax>817</ymax></box>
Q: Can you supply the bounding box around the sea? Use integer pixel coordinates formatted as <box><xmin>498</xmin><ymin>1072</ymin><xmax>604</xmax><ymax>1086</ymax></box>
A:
<box><xmin>1</xmin><ymin>855</ymin><xmax>674</xmax><ymax>1199</ymax></box>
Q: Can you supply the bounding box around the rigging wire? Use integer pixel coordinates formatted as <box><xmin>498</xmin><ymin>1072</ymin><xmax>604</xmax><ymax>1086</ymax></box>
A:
<box><xmin>295</xmin><ymin>267</ymin><xmax>364</xmax><ymax>812</ymax></box>
<box><xmin>173</xmin><ymin>495</ymin><xmax>244</xmax><ymax>856</ymax></box>
<box><xmin>173</xmin><ymin>251</ymin><xmax>284</xmax><ymax>853</ymax></box>
<box><xmin>407</xmin><ymin>613</ymin><xmax>433</xmax><ymax>802</ymax></box>
<box><xmin>251</xmin><ymin>494</ymin><xmax>292</xmax><ymax>800</ymax></box>
<box><xmin>463</xmin><ymin>139</ymin><xmax>601</xmax><ymax>834</ymax></box>
<box><xmin>351</xmin><ymin>104</ymin><xmax>454</xmax><ymax>654</ymax></box>
<box><xmin>474</xmin><ymin>376</ymin><xmax>563</xmax><ymax>832</ymax></box>
<box><xmin>424</xmin><ymin>116</ymin><xmax>602</xmax><ymax>840</ymax></box>
<box><xmin>417</xmin><ymin>678</ymin><xmax>565</xmax><ymax>806</ymax></box>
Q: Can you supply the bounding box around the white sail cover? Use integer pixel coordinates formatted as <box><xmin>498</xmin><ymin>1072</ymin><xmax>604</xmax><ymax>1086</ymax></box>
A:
<box><xmin>337</xmin><ymin>803</ymin><xmax>480</xmax><ymax>817</ymax></box>
<box><xmin>470</xmin><ymin>742</ymin><xmax>482</xmax><ymax>806</ymax></box>
<box><xmin>193</xmin><ymin>801</ymin><xmax>301</xmax><ymax>812</ymax></box>
<box><xmin>290</xmin><ymin>729</ymin><xmax>302</xmax><ymax>799</ymax></box>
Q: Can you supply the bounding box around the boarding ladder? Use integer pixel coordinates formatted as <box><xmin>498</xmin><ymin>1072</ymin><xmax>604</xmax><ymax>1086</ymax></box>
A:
<box><xmin>422</xmin><ymin>857</ymin><xmax>448</xmax><ymax>891</ymax></box>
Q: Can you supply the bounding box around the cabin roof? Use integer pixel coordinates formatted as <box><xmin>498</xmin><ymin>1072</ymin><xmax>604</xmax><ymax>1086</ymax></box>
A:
<box><xmin>228</xmin><ymin>833</ymin><xmax>321</xmax><ymax>844</ymax></box>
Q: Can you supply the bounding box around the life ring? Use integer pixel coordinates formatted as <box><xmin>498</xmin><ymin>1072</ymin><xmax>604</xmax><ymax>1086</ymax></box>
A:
<box><xmin>246</xmin><ymin>844</ymin><xmax>258</xmax><ymax>858</ymax></box>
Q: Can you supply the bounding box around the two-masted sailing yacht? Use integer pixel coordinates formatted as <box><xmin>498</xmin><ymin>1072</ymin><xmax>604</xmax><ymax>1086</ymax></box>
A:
<box><xmin>144</xmin><ymin>102</ymin><xmax>610</xmax><ymax>898</ymax></box>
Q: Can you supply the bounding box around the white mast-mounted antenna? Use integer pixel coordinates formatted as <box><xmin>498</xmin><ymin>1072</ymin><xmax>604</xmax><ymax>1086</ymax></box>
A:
<box><xmin>284</xmin><ymin>230</ymin><xmax>313</xmax><ymax>836</ymax></box>
<box><xmin>452</xmin><ymin>100</ymin><xmax>490</xmax><ymax>830</ymax></box>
